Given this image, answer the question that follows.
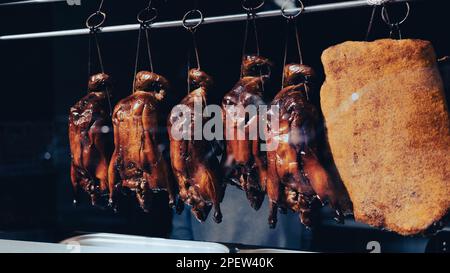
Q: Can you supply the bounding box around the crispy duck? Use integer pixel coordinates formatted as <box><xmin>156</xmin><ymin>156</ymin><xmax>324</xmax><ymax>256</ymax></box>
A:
<box><xmin>108</xmin><ymin>71</ymin><xmax>178</xmax><ymax>212</ymax></box>
<box><xmin>266</xmin><ymin>64</ymin><xmax>343</xmax><ymax>228</ymax></box>
<box><xmin>69</xmin><ymin>73</ymin><xmax>114</xmax><ymax>207</ymax></box>
<box><xmin>168</xmin><ymin>69</ymin><xmax>224</xmax><ymax>223</ymax></box>
<box><xmin>221</xmin><ymin>55</ymin><xmax>271</xmax><ymax>210</ymax></box>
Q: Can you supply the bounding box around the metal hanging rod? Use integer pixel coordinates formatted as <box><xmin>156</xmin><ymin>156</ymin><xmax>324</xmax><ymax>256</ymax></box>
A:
<box><xmin>0</xmin><ymin>0</ymin><xmax>414</xmax><ymax>41</ymax></box>
<box><xmin>0</xmin><ymin>0</ymin><xmax>65</xmax><ymax>7</ymax></box>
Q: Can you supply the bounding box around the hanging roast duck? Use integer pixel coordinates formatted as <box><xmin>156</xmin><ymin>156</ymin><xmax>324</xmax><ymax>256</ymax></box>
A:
<box><xmin>108</xmin><ymin>71</ymin><xmax>178</xmax><ymax>212</ymax></box>
<box><xmin>266</xmin><ymin>64</ymin><xmax>345</xmax><ymax>228</ymax></box>
<box><xmin>69</xmin><ymin>2</ymin><xmax>114</xmax><ymax>207</ymax></box>
<box><xmin>107</xmin><ymin>2</ymin><xmax>181</xmax><ymax>213</ymax></box>
<box><xmin>69</xmin><ymin>73</ymin><xmax>114</xmax><ymax>207</ymax></box>
<box><xmin>264</xmin><ymin>1</ymin><xmax>349</xmax><ymax>228</ymax></box>
<box><xmin>221</xmin><ymin>55</ymin><xmax>271</xmax><ymax>210</ymax></box>
<box><xmin>220</xmin><ymin>0</ymin><xmax>272</xmax><ymax>210</ymax></box>
<box><xmin>168</xmin><ymin>69</ymin><xmax>225</xmax><ymax>223</ymax></box>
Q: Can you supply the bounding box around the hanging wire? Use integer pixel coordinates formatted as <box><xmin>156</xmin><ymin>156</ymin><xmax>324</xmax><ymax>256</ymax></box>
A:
<box><xmin>87</xmin><ymin>30</ymin><xmax>92</xmax><ymax>80</ymax></box>
<box><xmin>190</xmin><ymin>0</ymin><xmax>202</xmax><ymax>70</ymax></box>
<box><xmin>132</xmin><ymin>27</ymin><xmax>143</xmax><ymax>94</ymax></box>
<box><xmin>281</xmin><ymin>0</ymin><xmax>305</xmax><ymax>93</ymax></box>
<box><xmin>281</xmin><ymin>21</ymin><xmax>289</xmax><ymax>88</ymax></box>
<box><xmin>191</xmin><ymin>31</ymin><xmax>201</xmax><ymax>70</ymax></box>
<box><xmin>183</xmin><ymin>9</ymin><xmax>203</xmax><ymax>69</ymax></box>
<box><xmin>365</xmin><ymin>5</ymin><xmax>378</xmax><ymax>41</ymax></box>
<box><xmin>293</xmin><ymin>23</ymin><xmax>303</xmax><ymax>65</ymax></box>
<box><xmin>143</xmin><ymin>0</ymin><xmax>156</xmax><ymax>71</ymax></box>
<box><xmin>251</xmin><ymin>13</ymin><xmax>261</xmax><ymax>56</ymax></box>
<box><xmin>92</xmin><ymin>0</ymin><xmax>106</xmax><ymax>73</ymax></box>
<box><xmin>240</xmin><ymin>0</ymin><xmax>264</xmax><ymax>77</ymax></box>
<box><xmin>240</xmin><ymin>18</ymin><xmax>250</xmax><ymax>77</ymax></box>
<box><xmin>186</xmin><ymin>51</ymin><xmax>192</xmax><ymax>95</ymax></box>
<box><xmin>132</xmin><ymin>0</ymin><xmax>158</xmax><ymax>93</ymax></box>
<box><xmin>131</xmin><ymin>26</ymin><xmax>155</xmax><ymax>93</ymax></box>
<box><xmin>86</xmin><ymin>0</ymin><xmax>107</xmax><ymax>77</ymax></box>
<box><xmin>144</xmin><ymin>28</ymin><xmax>154</xmax><ymax>72</ymax></box>
<box><xmin>183</xmin><ymin>8</ymin><xmax>204</xmax><ymax>94</ymax></box>
<box><xmin>281</xmin><ymin>18</ymin><xmax>309</xmax><ymax>100</ymax></box>
<box><xmin>85</xmin><ymin>0</ymin><xmax>112</xmax><ymax>116</ymax></box>
<box><xmin>86</xmin><ymin>30</ymin><xmax>105</xmax><ymax>77</ymax></box>
<box><xmin>93</xmin><ymin>33</ymin><xmax>105</xmax><ymax>73</ymax></box>
<box><xmin>97</xmin><ymin>0</ymin><xmax>104</xmax><ymax>11</ymax></box>
<box><xmin>240</xmin><ymin>12</ymin><xmax>260</xmax><ymax>58</ymax></box>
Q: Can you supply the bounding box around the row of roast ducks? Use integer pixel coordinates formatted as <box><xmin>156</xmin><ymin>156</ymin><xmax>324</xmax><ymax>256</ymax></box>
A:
<box><xmin>69</xmin><ymin>55</ymin><xmax>348</xmax><ymax>228</ymax></box>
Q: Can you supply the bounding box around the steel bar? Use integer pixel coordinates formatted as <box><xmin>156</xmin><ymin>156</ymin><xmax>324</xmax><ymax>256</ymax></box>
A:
<box><xmin>0</xmin><ymin>0</ymin><xmax>414</xmax><ymax>40</ymax></box>
<box><xmin>0</xmin><ymin>0</ymin><xmax>66</xmax><ymax>7</ymax></box>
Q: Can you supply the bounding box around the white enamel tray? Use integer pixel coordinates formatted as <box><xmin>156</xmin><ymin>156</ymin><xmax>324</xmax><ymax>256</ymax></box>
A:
<box><xmin>60</xmin><ymin>233</ymin><xmax>230</xmax><ymax>253</ymax></box>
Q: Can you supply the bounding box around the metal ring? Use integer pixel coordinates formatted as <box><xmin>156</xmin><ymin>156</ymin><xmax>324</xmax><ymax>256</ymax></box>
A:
<box><xmin>242</xmin><ymin>0</ymin><xmax>265</xmax><ymax>12</ymax></box>
<box><xmin>137</xmin><ymin>7</ymin><xmax>158</xmax><ymax>25</ymax></box>
<box><xmin>281</xmin><ymin>0</ymin><xmax>305</xmax><ymax>19</ymax></box>
<box><xmin>85</xmin><ymin>11</ymin><xmax>106</xmax><ymax>30</ymax></box>
<box><xmin>182</xmin><ymin>9</ymin><xmax>204</xmax><ymax>31</ymax></box>
<box><xmin>381</xmin><ymin>2</ymin><xmax>410</xmax><ymax>26</ymax></box>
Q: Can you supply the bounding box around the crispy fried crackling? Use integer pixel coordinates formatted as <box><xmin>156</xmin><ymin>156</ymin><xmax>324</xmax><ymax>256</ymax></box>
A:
<box><xmin>320</xmin><ymin>39</ymin><xmax>450</xmax><ymax>235</ymax></box>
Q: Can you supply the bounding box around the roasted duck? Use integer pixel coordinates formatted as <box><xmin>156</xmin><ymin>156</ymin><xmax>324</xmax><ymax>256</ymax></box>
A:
<box><xmin>168</xmin><ymin>69</ymin><xmax>224</xmax><ymax>223</ymax></box>
<box><xmin>108</xmin><ymin>71</ymin><xmax>177</xmax><ymax>212</ymax></box>
<box><xmin>69</xmin><ymin>73</ymin><xmax>113</xmax><ymax>207</ymax></box>
<box><xmin>221</xmin><ymin>55</ymin><xmax>271</xmax><ymax>210</ymax></box>
<box><xmin>266</xmin><ymin>64</ymin><xmax>343</xmax><ymax>228</ymax></box>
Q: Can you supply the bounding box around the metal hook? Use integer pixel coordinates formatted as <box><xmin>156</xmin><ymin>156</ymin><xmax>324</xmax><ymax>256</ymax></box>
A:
<box><xmin>132</xmin><ymin>0</ymin><xmax>159</xmax><ymax>92</ymax></box>
<box><xmin>281</xmin><ymin>0</ymin><xmax>305</xmax><ymax>89</ymax></box>
<box><xmin>85</xmin><ymin>11</ymin><xmax>107</xmax><ymax>30</ymax></box>
<box><xmin>242</xmin><ymin>0</ymin><xmax>265</xmax><ymax>12</ymax></box>
<box><xmin>182</xmin><ymin>9</ymin><xmax>204</xmax><ymax>32</ymax></box>
<box><xmin>183</xmin><ymin>9</ymin><xmax>203</xmax><ymax>74</ymax></box>
<box><xmin>281</xmin><ymin>0</ymin><xmax>305</xmax><ymax>20</ymax></box>
<box><xmin>137</xmin><ymin>7</ymin><xmax>158</xmax><ymax>26</ymax></box>
<box><xmin>240</xmin><ymin>0</ymin><xmax>263</xmax><ymax>59</ymax></box>
<box><xmin>381</xmin><ymin>2</ymin><xmax>410</xmax><ymax>27</ymax></box>
<box><xmin>86</xmin><ymin>0</ymin><xmax>107</xmax><ymax>30</ymax></box>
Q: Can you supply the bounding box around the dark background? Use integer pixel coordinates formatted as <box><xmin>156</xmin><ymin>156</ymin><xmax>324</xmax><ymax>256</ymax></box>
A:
<box><xmin>0</xmin><ymin>0</ymin><xmax>449</xmax><ymax>252</ymax></box>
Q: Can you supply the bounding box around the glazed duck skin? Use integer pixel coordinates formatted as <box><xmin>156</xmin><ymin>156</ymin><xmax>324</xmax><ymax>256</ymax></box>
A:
<box><xmin>221</xmin><ymin>55</ymin><xmax>271</xmax><ymax>210</ymax></box>
<box><xmin>168</xmin><ymin>69</ymin><xmax>224</xmax><ymax>223</ymax></box>
<box><xmin>108</xmin><ymin>71</ymin><xmax>177</xmax><ymax>212</ymax></box>
<box><xmin>266</xmin><ymin>64</ymin><xmax>342</xmax><ymax>228</ymax></box>
<box><xmin>69</xmin><ymin>73</ymin><xmax>113</xmax><ymax>207</ymax></box>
